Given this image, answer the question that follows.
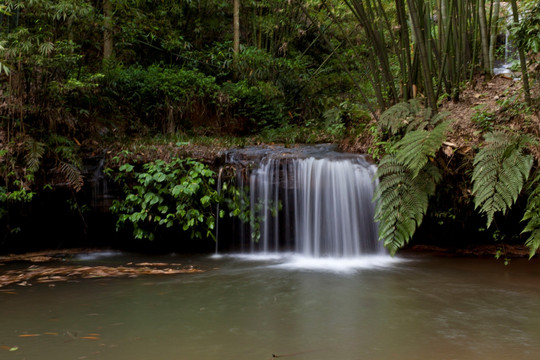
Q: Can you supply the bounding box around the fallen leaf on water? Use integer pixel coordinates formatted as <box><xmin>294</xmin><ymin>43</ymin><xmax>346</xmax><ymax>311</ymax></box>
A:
<box><xmin>19</xmin><ymin>334</ymin><xmax>40</xmax><ymax>337</ymax></box>
<box><xmin>9</xmin><ymin>346</ymin><xmax>18</xmax><ymax>351</ymax></box>
<box><xmin>1</xmin><ymin>263</ymin><xmax>204</xmax><ymax>287</ymax></box>
<box><xmin>87</xmin><ymin>333</ymin><xmax>100</xmax><ymax>336</ymax></box>
<box><xmin>80</xmin><ymin>336</ymin><xmax>100</xmax><ymax>340</ymax></box>
<box><xmin>135</xmin><ymin>262</ymin><xmax>169</xmax><ymax>266</ymax></box>
<box><xmin>1</xmin><ymin>345</ymin><xmax>11</xmax><ymax>350</ymax></box>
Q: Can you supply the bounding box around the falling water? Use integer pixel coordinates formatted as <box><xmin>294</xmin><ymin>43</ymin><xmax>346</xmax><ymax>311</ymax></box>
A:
<box><xmin>215</xmin><ymin>167</ymin><xmax>224</xmax><ymax>255</ymax></box>
<box><xmin>493</xmin><ymin>8</ymin><xmax>518</xmax><ymax>77</ymax></box>
<box><xmin>227</xmin><ymin>146</ymin><xmax>383</xmax><ymax>258</ymax></box>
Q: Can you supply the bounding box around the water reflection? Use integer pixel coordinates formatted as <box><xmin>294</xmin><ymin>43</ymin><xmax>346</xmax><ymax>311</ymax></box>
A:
<box><xmin>1</xmin><ymin>255</ymin><xmax>540</xmax><ymax>360</ymax></box>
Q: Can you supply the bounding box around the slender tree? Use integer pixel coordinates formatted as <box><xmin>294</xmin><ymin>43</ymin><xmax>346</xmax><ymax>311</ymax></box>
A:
<box><xmin>510</xmin><ymin>0</ymin><xmax>531</xmax><ymax>106</ymax></box>
<box><xmin>103</xmin><ymin>0</ymin><xmax>113</xmax><ymax>60</ymax></box>
<box><xmin>407</xmin><ymin>0</ymin><xmax>437</xmax><ymax>111</ymax></box>
<box><xmin>233</xmin><ymin>0</ymin><xmax>240</xmax><ymax>56</ymax></box>
<box><xmin>488</xmin><ymin>0</ymin><xmax>500</xmax><ymax>73</ymax></box>
<box><xmin>478</xmin><ymin>0</ymin><xmax>491</xmax><ymax>74</ymax></box>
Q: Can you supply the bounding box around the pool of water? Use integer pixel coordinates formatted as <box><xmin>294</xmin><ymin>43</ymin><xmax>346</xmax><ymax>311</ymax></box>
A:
<box><xmin>2</xmin><ymin>253</ymin><xmax>540</xmax><ymax>360</ymax></box>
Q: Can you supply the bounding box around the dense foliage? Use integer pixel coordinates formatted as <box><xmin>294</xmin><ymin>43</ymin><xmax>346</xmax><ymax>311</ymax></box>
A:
<box><xmin>0</xmin><ymin>0</ymin><xmax>538</xmax><ymax>255</ymax></box>
<box><xmin>110</xmin><ymin>157</ymin><xmax>220</xmax><ymax>241</ymax></box>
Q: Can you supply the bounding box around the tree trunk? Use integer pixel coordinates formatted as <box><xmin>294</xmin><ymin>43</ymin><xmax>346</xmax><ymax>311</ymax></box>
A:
<box><xmin>233</xmin><ymin>0</ymin><xmax>240</xmax><ymax>56</ymax></box>
<box><xmin>488</xmin><ymin>0</ymin><xmax>500</xmax><ymax>73</ymax></box>
<box><xmin>478</xmin><ymin>0</ymin><xmax>491</xmax><ymax>74</ymax></box>
<box><xmin>396</xmin><ymin>0</ymin><xmax>413</xmax><ymax>100</ymax></box>
<box><xmin>510</xmin><ymin>0</ymin><xmax>531</xmax><ymax>106</ymax></box>
<box><xmin>407</xmin><ymin>0</ymin><xmax>437</xmax><ymax>111</ymax></box>
<box><xmin>103</xmin><ymin>0</ymin><xmax>113</xmax><ymax>60</ymax></box>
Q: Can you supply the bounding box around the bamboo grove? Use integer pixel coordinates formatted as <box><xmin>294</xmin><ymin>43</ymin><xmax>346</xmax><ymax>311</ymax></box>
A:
<box><xmin>316</xmin><ymin>0</ymin><xmax>533</xmax><ymax>111</ymax></box>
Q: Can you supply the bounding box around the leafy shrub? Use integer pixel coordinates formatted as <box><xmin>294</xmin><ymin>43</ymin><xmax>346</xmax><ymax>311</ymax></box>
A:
<box><xmin>471</xmin><ymin>108</ymin><xmax>494</xmax><ymax>132</ymax></box>
<box><xmin>221</xmin><ymin>80</ymin><xmax>287</xmax><ymax>131</ymax></box>
<box><xmin>510</xmin><ymin>1</ymin><xmax>540</xmax><ymax>55</ymax></box>
<box><xmin>110</xmin><ymin>157</ymin><xmax>220</xmax><ymax>241</ymax></box>
<box><xmin>103</xmin><ymin>65</ymin><xmax>220</xmax><ymax>131</ymax></box>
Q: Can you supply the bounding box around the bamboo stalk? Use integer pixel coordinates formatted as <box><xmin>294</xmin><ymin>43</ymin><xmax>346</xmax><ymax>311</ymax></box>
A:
<box><xmin>488</xmin><ymin>0</ymin><xmax>500</xmax><ymax>73</ymax></box>
<box><xmin>407</xmin><ymin>0</ymin><xmax>437</xmax><ymax>110</ymax></box>
<box><xmin>478</xmin><ymin>0</ymin><xmax>491</xmax><ymax>74</ymax></box>
<box><xmin>510</xmin><ymin>0</ymin><xmax>531</xmax><ymax>106</ymax></box>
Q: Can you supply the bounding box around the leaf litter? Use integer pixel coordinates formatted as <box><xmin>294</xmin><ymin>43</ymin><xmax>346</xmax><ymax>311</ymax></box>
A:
<box><xmin>0</xmin><ymin>249</ymin><xmax>204</xmax><ymax>288</ymax></box>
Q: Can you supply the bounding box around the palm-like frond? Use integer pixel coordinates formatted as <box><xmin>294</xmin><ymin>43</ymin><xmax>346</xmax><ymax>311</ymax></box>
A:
<box><xmin>472</xmin><ymin>131</ymin><xmax>535</xmax><ymax>227</ymax></box>
<box><xmin>59</xmin><ymin>161</ymin><xmax>84</xmax><ymax>192</ymax></box>
<box><xmin>394</xmin><ymin>120</ymin><xmax>452</xmax><ymax>177</ymax></box>
<box><xmin>374</xmin><ymin>158</ymin><xmax>442</xmax><ymax>255</ymax></box>
<box><xmin>521</xmin><ymin>172</ymin><xmax>540</xmax><ymax>258</ymax></box>
<box><xmin>24</xmin><ymin>137</ymin><xmax>46</xmax><ymax>173</ymax></box>
<box><xmin>374</xmin><ymin>112</ymin><xmax>451</xmax><ymax>255</ymax></box>
<box><xmin>379</xmin><ymin>99</ymin><xmax>439</xmax><ymax>135</ymax></box>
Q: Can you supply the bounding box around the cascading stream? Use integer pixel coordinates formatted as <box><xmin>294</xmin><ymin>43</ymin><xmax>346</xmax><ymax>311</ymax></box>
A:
<box><xmin>236</xmin><ymin>147</ymin><xmax>382</xmax><ymax>258</ymax></box>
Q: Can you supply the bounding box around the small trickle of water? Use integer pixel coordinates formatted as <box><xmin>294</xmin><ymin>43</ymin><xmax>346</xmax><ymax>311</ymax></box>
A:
<box><xmin>90</xmin><ymin>155</ymin><xmax>112</xmax><ymax>211</ymax></box>
<box><xmin>215</xmin><ymin>167</ymin><xmax>224</xmax><ymax>255</ymax></box>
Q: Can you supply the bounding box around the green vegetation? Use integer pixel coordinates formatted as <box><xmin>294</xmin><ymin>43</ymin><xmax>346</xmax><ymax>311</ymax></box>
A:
<box><xmin>471</xmin><ymin>131</ymin><xmax>535</xmax><ymax>228</ymax></box>
<box><xmin>110</xmin><ymin>157</ymin><xmax>220</xmax><ymax>241</ymax></box>
<box><xmin>373</xmin><ymin>103</ymin><xmax>452</xmax><ymax>255</ymax></box>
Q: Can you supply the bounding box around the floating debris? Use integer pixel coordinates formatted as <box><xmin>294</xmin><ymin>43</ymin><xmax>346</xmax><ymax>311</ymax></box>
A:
<box><xmin>0</xmin><ymin>264</ymin><xmax>203</xmax><ymax>288</ymax></box>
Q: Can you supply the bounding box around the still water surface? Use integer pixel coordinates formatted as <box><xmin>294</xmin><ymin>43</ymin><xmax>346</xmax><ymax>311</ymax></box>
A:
<box><xmin>2</xmin><ymin>253</ymin><xmax>540</xmax><ymax>360</ymax></box>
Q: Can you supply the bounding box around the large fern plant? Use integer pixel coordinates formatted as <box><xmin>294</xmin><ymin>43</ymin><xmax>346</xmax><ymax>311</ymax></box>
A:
<box><xmin>374</xmin><ymin>120</ymin><xmax>451</xmax><ymax>255</ymax></box>
<box><xmin>521</xmin><ymin>172</ymin><xmax>540</xmax><ymax>258</ymax></box>
<box><xmin>471</xmin><ymin>131</ymin><xmax>535</xmax><ymax>228</ymax></box>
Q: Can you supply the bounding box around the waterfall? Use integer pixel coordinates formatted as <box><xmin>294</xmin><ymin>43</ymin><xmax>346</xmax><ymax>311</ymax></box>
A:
<box><xmin>494</xmin><ymin>7</ymin><xmax>518</xmax><ymax>77</ymax></box>
<box><xmin>227</xmin><ymin>146</ymin><xmax>383</xmax><ymax>258</ymax></box>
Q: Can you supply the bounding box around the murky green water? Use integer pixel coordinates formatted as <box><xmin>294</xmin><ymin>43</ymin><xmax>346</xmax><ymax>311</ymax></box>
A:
<box><xmin>2</xmin><ymin>253</ymin><xmax>540</xmax><ymax>360</ymax></box>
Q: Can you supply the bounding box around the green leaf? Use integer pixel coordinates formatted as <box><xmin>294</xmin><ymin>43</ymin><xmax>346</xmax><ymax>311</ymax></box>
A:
<box><xmin>153</xmin><ymin>172</ymin><xmax>166</xmax><ymax>182</ymax></box>
<box><xmin>119</xmin><ymin>164</ymin><xmax>134</xmax><ymax>172</ymax></box>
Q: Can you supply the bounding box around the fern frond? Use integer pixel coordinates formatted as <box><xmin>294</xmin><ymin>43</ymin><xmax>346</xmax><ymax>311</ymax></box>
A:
<box><xmin>374</xmin><ymin>157</ymin><xmax>441</xmax><ymax>255</ymax></box>
<box><xmin>379</xmin><ymin>102</ymin><xmax>414</xmax><ymax>135</ymax></box>
<box><xmin>49</xmin><ymin>134</ymin><xmax>82</xmax><ymax>169</ymax></box>
<box><xmin>521</xmin><ymin>173</ymin><xmax>540</xmax><ymax>258</ymax></box>
<box><xmin>379</xmin><ymin>99</ymin><xmax>450</xmax><ymax>137</ymax></box>
<box><xmin>472</xmin><ymin>131</ymin><xmax>535</xmax><ymax>227</ymax></box>
<box><xmin>24</xmin><ymin>137</ymin><xmax>46</xmax><ymax>173</ymax></box>
<box><xmin>394</xmin><ymin>120</ymin><xmax>452</xmax><ymax>177</ymax></box>
<box><xmin>429</xmin><ymin>111</ymin><xmax>450</xmax><ymax>127</ymax></box>
<box><xmin>59</xmin><ymin>161</ymin><xmax>84</xmax><ymax>192</ymax></box>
